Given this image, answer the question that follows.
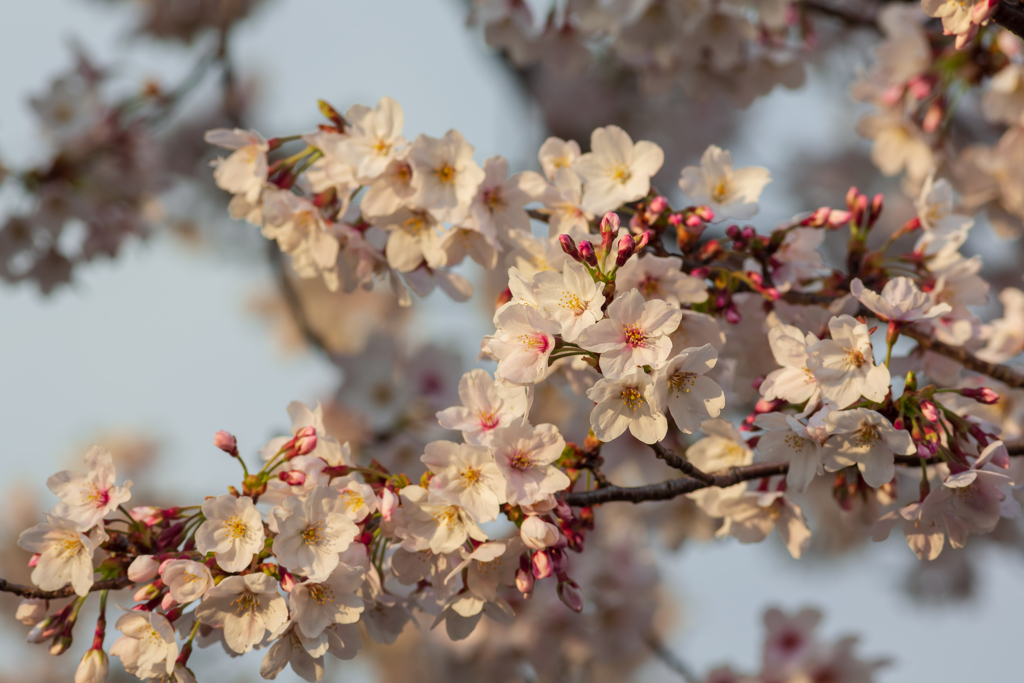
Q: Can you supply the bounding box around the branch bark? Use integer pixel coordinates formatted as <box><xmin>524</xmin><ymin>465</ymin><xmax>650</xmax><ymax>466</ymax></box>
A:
<box><xmin>994</xmin><ymin>1</ymin><xmax>1024</xmax><ymax>40</ymax></box>
<box><xmin>0</xmin><ymin>576</ymin><xmax>131</xmax><ymax>600</ymax></box>
<box><xmin>900</xmin><ymin>324</ymin><xmax>1024</xmax><ymax>389</ymax></box>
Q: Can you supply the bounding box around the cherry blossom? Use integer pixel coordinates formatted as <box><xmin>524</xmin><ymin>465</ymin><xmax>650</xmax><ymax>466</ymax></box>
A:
<box><xmin>204</xmin><ymin>128</ymin><xmax>268</xmax><ymax>207</ymax></box>
<box><xmin>491</xmin><ymin>422</ymin><xmax>569</xmax><ymax>506</ymax></box>
<box><xmin>17</xmin><ymin>516</ymin><xmax>107</xmax><ymax>596</ymax></box>
<box><xmin>573</xmin><ymin>126</ymin><xmax>664</xmax><ymax>214</ymax></box>
<box><xmin>194</xmin><ymin>573</ymin><xmax>288</xmax><ymax>654</ymax></box>
<box><xmin>194</xmin><ymin>494</ymin><xmax>265</xmax><ymax>573</ymax></box>
<box><xmin>290</xmin><ymin>561</ymin><xmax>366</xmax><ymax>639</ymax></box>
<box><xmin>271</xmin><ymin>485</ymin><xmax>360</xmax><ymax>581</ymax></box>
<box><xmin>655</xmin><ymin>344</ymin><xmax>726</xmax><ymax>434</ymax></box>
<box><xmin>46</xmin><ymin>445</ymin><xmax>132</xmax><ymax>531</ymax></box>
<box><xmin>409</xmin><ymin>129</ymin><xmax>486</xmax><ymax>223</ymax></box>
<box><xmin>160</xmin><ymin>559</ymin><xmax>213</xmax><ymax>606</ymax></box>
<box><xmin>754</xmin><ymin>413</ymin><xmax>825</xmax><ymax>493</ymax></box>
<box><xmin>678</xmin><ymin>145</ymin><xmax>770</xmax><ymax>221</ymax></box>
<box><xmin>436</xmin><ymin>369</ymin><xmax>529</xmax><ymax>445</ymax></box>
<box><xmin>487</xmin><ymin>304</ymin><xmax>560</xmax><ymax>384</ymax></box>
<box><xmin>533</xmin><ymin>260</ymin><xmax>606</xmax><ymax>342</ymax></box>
<box><xmin>336</xmin><ymin>95</ymin><xmax>407</xmax><ymax>181</ymax></box>
<box><xmin>109</xmin><ymin>611</ymin><xmax>178</xmax><ymax>678</ymax></box>
<box><xmin>615</xmin><ymin>254</ymin><xmax>709</xmax><ymax>306</ymax></box>
<box><xmin>422</xmin><ymin>441</ymin><xmax>507</xmax><ymax>523</ymax></box>
<box><xmin>586</xmin><ymin>370</ymin><xmax>668</xmax><ymax>444</ymax></box>
<box><xmin>850</xmin><ymin>277</ymin><xmax>951</xmax><ymax>323</ymax></box>
<box><xmin>823</xmin><ymin>408</ymin><xmax>914</xmax><ymax>487</ymax></box>
<box><xmin>577</xmin><ymin>289</ymin><xmax>681</xmax><ymax>378</ymax></box>
<box><xmin>760</xmin><ymin>323</ymin><xmax>821</xmax><ymax>408</ymax></box>
<box><xmin>392</xmin><ymin>485</ymin><xmax>488</xmax><ymax>554</ymax></box>
<box><xmin>807</xmin><ymin>315</ymin><xmax>890</xmax><ymax>409</ymax></box>
<box><xmin>715</xmin><ymin>490</ymin><xmax>812</xmax><ymax>559</ymax></box>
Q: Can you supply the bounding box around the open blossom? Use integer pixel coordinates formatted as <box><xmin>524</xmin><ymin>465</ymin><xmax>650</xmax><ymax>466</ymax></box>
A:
<box><xmin>465</xmin><ymin>156</ymin><xmax>534</xmax><ymax>242</ymax></box>
<box><xmin>195</xmin><ymin>494</ymin><xmax>265</xmax><ymax>573</ymax></box>
<box><xmin>371</xmin><ymin>207</ymin><xmax>446</xmax><ymax>273</ymax></box>
<box><xmin>856</xmin><ymin>110</ymin><xmax>934</xmax><ymax>181</ymax></box>
<box><xmin>850</xmin><ymin>277</ymin><xmax>951</xmax><ymax>323</ymax></box>
<box><xmin>17</xmin><ymin>516</ymin><xmax>107</xmax><ymax>596</ymax></box>
<box><xmin>336</xmin><ymin>95</ymin><xmax>407</xmax><ymax>181</ymax></box>
<box><xmin>491</xmin><ymin>423</ymin><xmax>569</xmax><ymax>506</ymax></box>
<box><xmin>271</xmin><ymin>485</ymin><xmax>360</xmax><ymax>581</ymax></box>
<box><xmin>538</xmin><ymin>137</ymin><xmax>581</xmax><ymax>180</ymax></box>
<box><xmin>533</xmin><ymin>260</ymin><xmax>605</xmax><ymax>342</ymax></box>
<box><xmin>760</xmin><ymin>324</ymin><xmax>821</xmax><ymax>407</ymax></box>
<box><xmin>333</xmin><ymin>480</ymin><xmax>378</xmax><ymax>522</ymax></box>
<box><xmin>290</xmin><ymin>561</ymin><xmax>366</xmax><ymax>639</ymax></box>
<box><xmin>716</xmin><ymin>490</ymin><xmax>812</xmax><ymax>559</ymax></box>
<box><xmin>205</xmin><ymin>128</ymin><xmax>268</xmax><ymax>205</ymax></box>
<box><xmin>615</xmin><ymin>254</ymin><xmax>708</xmax><ymax>306</ymax></box>
<box><xmin>436</xmin><ymin>369</ymin><xmax>529</xmax><ymax>445</ymax></box>
<box><xmin>409</xmin><ymin>129</ymin><xmax>486</xmax><ymax>223</ymax></box>
<box><xmin>445</xmin><ymin>540</ymin><xmax>522</xmax><ymax>601</ymax></box>
<box><xmin>670</xmin><ymin>309</ymin><xmax>727</xmax><ymax>354</ymax></box>
<box><xmin>487</xmin><ymin>304</ymin><xmax>560</xmax><ymax>385</ymax></box>
<box><xmin>586</xmin><ymin>370</ymin><xmax>667</xmax><ymax>444</ymax></box>
<box><xmin>823</xmin><ymin>408</ymin><xmax>914</xmax><ymax>487</ymax></box>
<box><xmin>979</xmin><ymin>287</ymin><xmax>1024</xmax><ymax>363</ymax></box>
<box><xmin>687</xmin><ymin>419</ymin><xmax>754</xmax><ymax>471</ymax></box>
<box><xmin>807</xmin><ymin>315</ymin><xmax>890</xmax><ymax>409</ymax></box>
<box><xmin>678</xmin><ymin>145</ymin><xmax>770</xmax><ymax>221</ymax></box>
<box><xmin>160</xmin><ymin>559</ymin><xmax>213</xmax><ymax>605</ymax></box>
<box><xmin>392</xmin><ymin>485</ymin><xmax>487</xmax><ymax>554</ymax></box>
<box><xmin>195</xmin><ymin>573</ymin><xmax>288</xmax><ymax>654</ymax></box>
<box><xmin>422</xmin><ymin>441</ymin><xmax>507</xmax><ymax>523</ymax></box>
<box><xmin>577</xmin><ymin>289</ymin><xmax>681</xmax><ymax>378</ymax></box>
<box><xmin>572</xmin><ymin>125</ymin><xmax>664</xmax><ymax>214</ymax></box>
<box><xmin>754</xmin><ymin>413</ymin><xmax>825</xmax><ymax>493</ymax></box>
<box><xmin>46</xmin><ymin>445</ymin><xmax>132</xmax><ymax>530</ymax></box>
<box><xmin>261</xmin><ymin>189</ymin><xmax>341</xmax><ymax>290</ymax></box>
<box><xmin>260</xmin><ymin>620</ymin><xmax>327</xmax><ymax>682</ymax></box>
<box><xmin>110</xmin><ymin>612</ymin><xmax>178</xmax><ymax>679</ymax></box>
<box><xmin>923</xmin><ymin>0</ymin><xmax>996</xmax><ymax>48</ymax></box>
<box><xmin>655</xmin><ymin>344</ymin><xmax>726</xmax><ymax>434</ymax></box>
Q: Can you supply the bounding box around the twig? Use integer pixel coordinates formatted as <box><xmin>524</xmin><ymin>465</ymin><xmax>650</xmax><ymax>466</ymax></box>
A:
<box><xmin>994</xmin><ymin>1</ymin><xmax>1024</xmax><ymax>40</ymax></box>
<box><xmin>644</xmin><ymin>632</ymin><xmax>697</xmax><ymax>682</ymax></box>
<box><xmin>0</xmin><ymin>576</ymin><xmax>131</xmax><ymax>600</ymax></box>
<box><xmin>562</xmin><ymin>442</ymin><xmax>1024</xmax><ymax>507</ymax></box>
<box><xmin>651</xmin><ymin>443</ymin><xmax>715</xmax><ymax>485</ymax></box>
<box><xmin>802</xmin><ymin>0</ymin><xmax>881</xmax><ymax>31</ymax></box>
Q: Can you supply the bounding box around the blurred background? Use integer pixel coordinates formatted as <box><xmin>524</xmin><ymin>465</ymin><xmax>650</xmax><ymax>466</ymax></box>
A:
<box><xmin>2</xmin><ymin>0</ymin><xmax>1024</xmax><ymax>681</ymax></box>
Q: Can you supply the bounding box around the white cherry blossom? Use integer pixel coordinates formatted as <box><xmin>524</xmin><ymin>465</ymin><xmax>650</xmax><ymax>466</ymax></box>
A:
<box><xmin>533</xmin><ymin>260</ymin><xmax>605</xmax><ymax>342</ymax></box>
<box><xmin>487</xmin><ymin>305</ymin><xmax>560</xmax><ymax>385</ymax></box>
<box><xmin>194</xmin><ymin>494</ymin><xmax>265</xmax><ymax>573</ymax></box>
<box><xmin>205</xmin><ymin>128</ymin><xmax>268</xmax><ymax>206</ymax></box>
<box><xmin>260</xmin><ymin>621</ymin><xmax>326</xmax><ymax>683</ymax></box>
<box><xmin>436</xmin><ymin>369</ymin><xmax>530</xmax><ymax>446</ymax></box>
<box><xmin>491</xmin><ymin>423</ymin><xmax>570</xmax><ymax>506</ymax></box>
<box><xmin>538</xmin><ymin>137</ymin><xmax>581</xmax><ymax>181</ymax></box>
<box><xmin>715</xmin><ymin>490</ymin><xmax>812</xmax><ymax>559</ymax></box>
<box><xmin>290</xmin><ymin>561</ymin><xmax>366</xmax><ymax>639</ymax></box>
<box><xmin>577</xmin><ymin>289</ymin><xmax>681</xmax><ymax>378</ymax></box>
<box><xmin>17</xmin><ymin>516</ymin><xmax>107</xmax><ymax>596</ymax></box>
<box><xmin>823</xmin><ymin>408</ymin><xmax>914</xmax><ymax>487</ymax></box>
<box><xmin>371</xmin><ymin>207</ymin><xmax>447</xmax><ymax>273</ymax></box>
<box><xmin>271</xmin><ymin>485</ymin><xmax>360</xmax><ymax>581</ymax></box>
<box><xmin>409</xmin><ymin>129</ymin><xmax>486</xmax><ymax>223</ymax></box>
<box><xmin>572</xmin><ymin>125</ymin><xmax>665</xmax><ymax>214</ymax></box>
<box><xmin>46</xmin><ymin>445</ymin><xmax>132</xmax><ymax>530</ymax></box>
<box><xmin>465</xmin><ymin>156</ymin><xmax>534</xmax><ymax>242</ymax></box>
<box><xmin>687</xmin><ymin>419</ymin><xmax>754</xmax><ymax>471</ymax></box>
<box><xmin>422</xmin><ymin>441</ymin><xmax>507</xmax><ymax>523</ymax></box>
<box><xmin>586</xmin><ymin>370</ymin><xmax>667</xmax><ymax>444</ymax></box>
<box><xmin>807</xmin><ymin>315</ymin><xmax>890</xmax><ymax>409</ymax></box>
<box><xmin>760</xmin><ymin>323</ymin><xmax>821</xmax><ymax>407</ymax></box>
<box><xmin>391</xmin><ymin>485</ymin><xmax>487</xmax><ymax>555</ymax></box>
<box><xmin>753</xmin><ymin>413</ymin><xmax>825</xmax><ymax>492</ymax></box>
<box><xmin>850</xmin><ymin>277</ymin><xmax>951</xmax><ymax>323</ymax></box>
<box><xmin>109</xmin><ymin>611</ymin><xmax>178</xmax><ymax>679</ymax></box>
<box><xmin>337</xmin><ymin>95</ymin><xmax>407</xmax><ymax>181</ymax></box>
<box><xmin>160</xmin><ymin>559</ymin><xmax>213</xmax><ymax>605</ymax></box>
<box><xmin>615</xmin><ymin>254</ymin><xmax>708</xmax><ymax>306</ymax></box>
<box><xmin>678</xmin><ymin>145</ymin><xmax>770</xmax><ymax>221</ymax></box>
<box><xmin>195</xmin><ymin>573</ymin><xmax>288</xmax><ymax>655</ymax></box>
<box><xmin>655</xmin><ymin>344</ymin><xmax>726</xmax><ymax>434</ymax></box>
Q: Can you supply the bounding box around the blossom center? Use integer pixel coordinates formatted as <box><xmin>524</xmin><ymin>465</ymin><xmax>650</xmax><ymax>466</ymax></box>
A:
<box><xmin>373</xmin><ymin>139</ymin><xmax>392</xmax><ymax>156</ymax></box>
<box><xmin>854</xmin><ymin>424</ymin><xmax>881</xmax><ymax>447</ymax></box>
<box><xmin>459</xmin><ymin>466</ymin><xmax>482</xmax><ymax>487</ymax></box>
<box><xmin>224</xmin><ymin>516</ymin><xmax>248</xmax><ymax>540</ymax></box>
<box><xmin>301</xmin><ymin>521</ymin><xmax>326</xmax><ymax>546</ymax></box>
<box><xmin>623</xmin><ymin>323</ymin><xmax>648</xmax><ymax>348</ymax></box>
<box><xmin>81</xmin><ymin>482</ymin><xmax>110</xmax><ymax>508</ymax></box>
<box><xmin>340</xmin><ymin>491</ymin><xmax>365</xmax><ymax>513</ymax></box>
<box><xmin>57</xmin><ymin>538</ymin><xmax>83</xmax><ymax>560</ymax></box>
<box><xmin>784</xmin><ymin>434</ymin><xmax>809</xmax><ymax>452</ymax></box>
<box><xmin>476</xmin><ymin>409</ymin><xmax>501</xmax><ymax>431</ymax></box>
<box><xmin>433</xmin><ymin>506</ymin><xmax>460</xmax><ymax>529</ymax></box>
<box><xmin>607</xmin><ymin>163</ymin><xmax>631</xmax><ymax>183</ymax></box>
<box><xmin>639</xmin><ymin>276</ymin><xmax>663</xmax><ymax>298</ymax></box>
<box><xmin>510</xmin><ymin>449</ymin><xmax>534</xmax><ymax>470</ymax></box>
<box><xmin>669</xmin><ymin>371</ymin><xmax>697</xmax><ymax>394</ymax></box>
<box><xmin>231</xmin><ymin>591</ymin><xmax>260</xmax><ymax>615</ymax></box>
<box><xmin>620</xmin><ymin>387</ymin><xmax>645</xmax><ymax>411</ymax></box>
<box><xmin>483</xmin><ymin>188</ymin><xmax>507</xmax><ymax>212</ymax></box>
<box><xmin>308</xmin><ymin>583</ymin><xmax>336</xmax><ymax>605</ymax></box>
<box><xmin>559</xmin><ymin>291</ymin><xmax>586</xmax><ymax>314</ymax></box>
<box><xmin>517</xmin><ymin>333</ymin><xmax>550</xmax><ymax>352</ymax></box>
<box><xmin>433</xmin><ymin>162</ymin><xmax>456</xmax><ymax>184</ymax></box>
<box><xmin>711</xmin><ymin>177</ymin><xmax>732</xmax><ymax>202</ymax></box>
<box><xmin>845</xmin><ymin>348</ymin><xmax>867</xmax><ymax>368</ymax></box>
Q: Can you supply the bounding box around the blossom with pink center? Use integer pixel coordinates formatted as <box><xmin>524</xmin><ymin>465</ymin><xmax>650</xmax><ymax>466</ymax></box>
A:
<box><xmin>491</xmin><ymin>423</ymin><xmax>569</xmax><ymax>506</ymax></box>
<box><xmin>577</xmin><ymin>289</ymin><xmax>681</xmax><ymax>379</ymax></box>
<box><xmin>486</xmin><ymin>304</ymin><xmax>560</xmax><ymax>385</ymax></box>
<box><xmin>46</xmin><ymin>445</ymin><xmax>132</xmax><ymax>531</ymax></box>
<box><xmin>436</xmin><ymin>369</ymin><xmax>530</xmax><ymax>446</ymax></box>
<box><xmin>850</xmin><ymin>276</ymin><xmax>951</xmax><ymax>323</ymax></box>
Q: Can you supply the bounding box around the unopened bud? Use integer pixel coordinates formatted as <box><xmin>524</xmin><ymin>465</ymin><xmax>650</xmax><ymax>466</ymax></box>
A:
<box><xmin>516</xmin><ymin>559</ymin><xmax>534</xmax><ymax>596</ymax></box>
<box><xmin>160</xmin><ymin>594</ymin><xmax>177</xmax><ymax>611</ymax></box>
<box><xmin>962</xmin><ymin>387</ymin><xmax>1000</xmax><ymax>404</ymax></box>
<box><xmin>634</xmin><ymin>231</ymin><xmax>651</xmax><ymax>252</ymax></box>
<box><xmin>694</xmin><ymin>205</ymin><xmax>714</xmax><ymax>222</ymax></box>
<box><xmin>726</xmin><ymin>225</ymin><xmax>741</xmax><ymax>240</ymax></box>
<box><xmin>668</xmin><ymin>213</ymin><xmax>684</xmax><ymax>227</ymax></box>
<box><xmin>279</xmin><ymin>568</ymin><xmax>297</xmax><ymax>592</ymax></box>
<box><xmin>213</xmin><ymin>430</ymin><xmax>238</xmax><ymax>456</ymax></box>
<box><xmin>133</xmin><ymin>583</ymin><xmax>160</xmax><ymax>603</ymax></box>
<box><xmin>649</xmin><ymin>196</ymin><xmax>668</xmax><ymax>214</ymax></box>
<box><xmin>532</xmin><ymin>550</ymin><xmax>553</xmax><ymax>579</ymax></box>
<box><xmin>893</xmin><ymin>417</ymin><xmax>904</xmax><ymax>430</ymax></box>
<box><xmin>75</xmin><ymin>648</ymin><xmax>109</xmax><ymax>683</ymax></box>
<box><xmin>549</xmin><ymin>548</ymin><xmax>568</xmax><ymax>574</ymax></box>
<box><xmin>869</xmin><ymin>193</ymin><xmax>884</xmax><ymax>225</ymax></box>
<box><xmin>557</xmin><ymin>578</ymin><xmax>584</xmax><ymax>613</ymax></box>
<box><xmin>495</xmin><ymin>287</ymin><xmax>512</xmax><ymax>309</ymax></box>
<box><xmin>578</xmin><ymin>240</ymin><xmax>598</xmax><ymax>267</ymax></box>
<box><xmin>846</xmin><ymin>186</ymin><xmax>860</xmax><ymax>210</ymax></box>
<box><xmin>284</xmin><ymin>426</ymin><xmax>317</xmax><ymax>458</ymax></box>
<box><xmin>127</xmin><ymin>555</ymin><xmax>160</xmax><ymax>583</ymax></box>
<box><xmin>698</xmin><ymin>239</ymin><xmax>722</xmax><ymax>261</ymax></box>
<box><xmin>920</xmin><ymin>400</ymin><xmax>939</xmax><ymax>423</ymax></box>
<box><xmin>27</xmin><ymin>615</ymin><xmax>58</xmax><ymax>643</ymax></box>
<box><xmin>886</xmin><ymin>320</ymin><xmax>900</xmax><ymax>346</ymax></box>
<box><xmin>599</xmin><ymin>211</ymin><xmax>620</xmax><ymax>234</ymax></box>
<box><xmin>904</xmin><ymin>371</ymin><xmax>918</xmax><ymax>393</ymax></box>
<box><xmin>378</xmin><ymin>488</ymin><xmax>398</xmax><ymax>522</ymax></box>
<box><xmin>615</xmin><ymin>234</ymin><xmax>635</xmax><ymax>267</ymax></box>
<box><xmin>558</xmin><ymin>234</ymin><xmax>580</xmax><ymax>261</ymax></box>
<box><xmin>16</xmin><ymin>599</ymin><xmax>47</xmax><ymax>626</ymax></box>
<box><xmin>278</xmin><ymin>470</ymin><xmax>307</xmax><ymax>486</ymax></box>
<box><xmin>922</xmin><ymin>102</ymin><xmax>943</xmax><ymax>133</ymax></box>
<box><xmin>521</xmin><ymin>515</ymin><xmax>560</xmax><ymax>550</ymax></box>
<box><xmin>50</xmin><ymin>635</ymin><xmax>73</xmax><ymax>656</ymax></box>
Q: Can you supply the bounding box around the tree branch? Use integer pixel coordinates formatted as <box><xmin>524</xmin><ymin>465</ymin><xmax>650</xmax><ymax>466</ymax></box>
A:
<box><xmin>0</xmin><ymin>576</ymin><xmax>132</xmax><ymax>600</ymax></box>
<box><xmin>993</xmin><ymin>1</ymin><xmax>1024</xmax><ymax>41</ymax></box>
<box><xmin>644</xmin><ymin>631</ymin><xmax>696</xmax><ymax>681</ymax></box>
<box><xmin>900</xmin><ymin>325</ymin><xmax>1024</xmax><ymax>389</ymax></box>
<box><xmin>651</xmin><ymin>443</ymin><xmax>715</xmax><ymax>485</ymax></box>
<box><xmin>562</xmin><ymin>442</ymin><xmax>1024</xmax><ymax>507</ymax></box>
<box><xmin>801</xmin><ymin>0</ymin><xmax>880</xmax><ymax>30</ymax></box>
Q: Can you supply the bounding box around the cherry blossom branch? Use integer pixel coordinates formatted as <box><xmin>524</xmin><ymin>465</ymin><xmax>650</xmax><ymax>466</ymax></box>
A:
<box><xmin>562</xmin><ymin>442</ymin><xmax>1024</xmax><ymax>506</ymax></box>
<box><xmin>0</xmin><ymin>576</ymin><xmax>131</xmax><ymax>600</ymax></box>
<box><xmin>801</xmin><ymin>0</ymin><xmax>881</xmax><ymax>30</ymax></box>
<box><xmin>993</xmin><ymin>1</ymin><xmax>1024</xmax><ymax>40</ymax></box>
<box><xmin>650</xmin><ymin>443</ymin><xmax>715</xmax><ymax>485</ymax></box>
<box><xmin>644</xmin><ymin>631</ymin><xmax>696</xmax><ymax>681</ymax></box>
<box><xmin>267</xmin><ymin>242</ymin><xmax>342</xmax><ymax>365</ymax></box>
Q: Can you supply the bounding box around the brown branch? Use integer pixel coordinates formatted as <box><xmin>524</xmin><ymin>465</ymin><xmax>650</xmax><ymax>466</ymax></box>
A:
<box><xmin>0</xmin><ymin>576</ymin><xmax>132</xmax><ymax>600</ymax></box>
<box><xmin>644</xmin><ymin>632</ymin><xmax>696</xmax><ymax>681</ymax></box>
<box><xmin>994</xmin><ymin>1</ymin><xmax>1024</xmax><ymax>40</ymax></box>
<box><xmin>802</xmin><ymin>0</ymin><xmax>881</xmax><ymax>30</ymax></box>
<box><xmin>651</xmin><ymin>443</ymin><xmax>715</xmax><ymax>485</ymax></box>
<box><xmin>562</xmin><ymin>441</ymin><xmax>1024</xmax><ymax>507</ymax></box>
<box><xmin>900</xmin><ymin>325</ymin><xmax>1024</xmax><ymax>389</ymax></box>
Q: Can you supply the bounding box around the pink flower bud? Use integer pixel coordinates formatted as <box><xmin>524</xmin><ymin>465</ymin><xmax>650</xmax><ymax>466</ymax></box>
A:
<box><xmin>128</xmin><ymin>555</ymin><xmax>160</xmax><ymax>583</ymax></box>
<box><xmin>559</xmin><ymin>234</ymin><xmax>580</xmax><ymax>261</ymax></box>
<box><xmin>893</xmin><ymin>417</ymin><xmax>904</xmax><ymax>430</ymax></box>
<box><xmin>555</xmin><ymin>500</ymin><xmax>572</xmax><ymax>522</ymax></box>
<box><xmin>846</xmin><ymin>186</ymin><xmax>860</xmax><ymax>210</ymax></box>
<box><xmin>962</xmin><ymin>387</ymin><xmax>1000</xmax><ymax>405</ymax></box>
<box><xmin>634</xmin><ymin>231</ymin><xmax>651</xmax><ymax>253</ymax></box>
<box><xmin>615</xmin><ymin>234</ymin><xmax>635</xmax><ymax>267</ymax></box>
<box><xmin>161</xmin><ymin>594</ymin><xmax>177</xmax><ymax>611</ymax></box>
<box><xmin>920</xmin><ymin>400</ymin><xmax>939</xmax><ymax>423</ymax></box>
<box><xmin>532</xmin><ymin>550</ymin><xmax>554</xmax><ymax>579</ymax></box>
<box><xmin>133</xmin><ymin>583</ymin><xmax>159</xmax><ymax>603</ymax></box>
<box><xmin>378</xmin><ymin>488</ymin><xmax>398</xmax><ymax>522</ymax></box>
<box><xmin>28</xmin><ymin>553</ymin><xmax>40</xmax><ymax>568</ymax></box>
<box><xmin>50</xmin><ymin>635</ymin><xmax>73</xmax><ymax>656</ymax></box>
<box><xmin>694</xmin><ymin>205</ymin><xmax>714</xmax><ymax>222</ymax></box>
<box><xmin>649</xmin><ymin>196</ymin><xmax>668</xmax><ymax>214</ymax></box>
<box><xmin>725</xmin><ymin>304</ymin><xmax>741</xmax><ymax>325</ymax></box>
<box><xmin>129</xmin><ymin>506</ymin><xmax>162</xmax><ymax>527</ymax></box>
<box><xmin>283</xmin><ymin>426</ymin><xmax>317</xmax><ymax>459</ymax></box>
<box><xmin>279</xmin><ymin>568</ymin><xmax>297</xmax><ymax>592</ymax></box>
<box><xmin>668</xmin><ymin>213</ymin><xmax>684</xmax><ymax>227</ymax></box>
<box><xmin>521</xmin><ymin>515</ymin><xmax>560</xmax><ymax>550</ymax></box>
<box><xmin>578</xmin><ymin>240</ymin><xmax>598</xmax><ymax>267</ymax></box>
<box><xmin>726</xmin><ymin>225</ymin><xmax>741</xmax><ymax>240</ymax></box>
<box><xmin>213</xmin><ymin>430</ymin><xmax>238</xmax><ymax>455</ymax></box>
<box><xmin>690</xmin><ymin>266</ymin><xmax>709</xmax><ymax>279</ymax></box>
<box><xmin>278</xmin><ymin>470</ymin><xmax>307</xmax><ymax>486</ymax></box>
<box><xmin>75</xmin><ymin>648</ymin><xmax>109</xmax><ymax>683</ymax></box>
<box><xmin>16</xmin><ymin>599</ymin><xmax>47</xmax><ymax>626</ymax></box>
<box><xmin>684</xmin><ymin>214</ymin><xmax>703</xmax><ymax>228</ymax></box>
<box><xmin>600</xmin><ymin>211</ymin><xmax>620</xmax><ymax>234</ymax></box>
<box><xmin>549</xmin><ymin>547</ymin><xmax>568</xmax><ymax>574</ymax></box>
<box><xmin>557</xmin><ymin>578</ymin><xmax>584</xmax><ymax>613</ymax></box>
<box><xmin>516</xmin><ymin>560</ymin><xmax>534</xmax><ymax>596</ymax></box>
